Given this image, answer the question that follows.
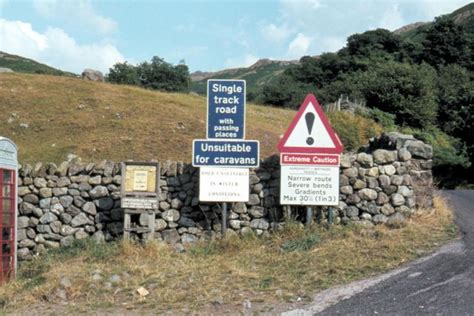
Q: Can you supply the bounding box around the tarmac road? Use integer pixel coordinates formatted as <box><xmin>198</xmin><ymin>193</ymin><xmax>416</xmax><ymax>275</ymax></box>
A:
<box><xmin>284</xmin><ymin>190</ymin><xmax>474</xmax><ymax>316</ymax></box>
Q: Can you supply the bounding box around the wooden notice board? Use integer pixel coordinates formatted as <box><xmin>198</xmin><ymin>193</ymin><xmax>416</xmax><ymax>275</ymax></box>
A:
<box><xmin>120</xmin><ymin>162</ymin><xmax>160</xmax><ymax>210</ymax></box>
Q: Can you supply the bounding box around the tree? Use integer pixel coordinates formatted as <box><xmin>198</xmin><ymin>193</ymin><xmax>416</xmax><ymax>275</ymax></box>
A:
<box><xmin>107</xmin><ymin>62</ymin><xmax>139</xmax><ymax>85</ymax></box>
<box><xmin>259</xmin><ymin>75</ymin><xmax>314</xmax><ymax>108</ymax></box>
<box><xmin>108</xmin><ymin>57</ymin><xmax>190</xmax><ymax>92</ymax></box>
<box><xmin>422</xmin><ymin>16</ymin><xmax>471</xmax><ymax>67</ymax></box>
<box><xmin>351</xmin><ymin>62</ymin><xmax>438</xmax><ymax>128</ymax></box>
<box><xmin>437</xmin><ymin>64</ymin><xmax>474</xmax><ymax>160</ymax></box>
<box><xmin>346</xmin><ymin>29</ymin><xmax>403</xmax><ymax>58</ymax></box>
<box><xmin>137</xmin><ymin>57</ymin><xmax>190</xmax><ymax>92</ymax></box>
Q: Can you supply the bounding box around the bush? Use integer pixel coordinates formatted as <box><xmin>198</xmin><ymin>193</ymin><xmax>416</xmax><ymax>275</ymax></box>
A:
<box><xmin>402</xmin><ymin>127</ymin><xmax>470</xmax><ymax>168</ymax></box>
<box><xmin>353</xmin><ymin>62</ymin><xmax>438</xmax><ymax>128</ymax></box>
<box><xmin>437</xmin><ymin>64</ymin><xmax>474</xmax><ymax>162</ymax></box>
<box><xmin>108</xmin><ymin>56</ymin><xmax>190</xmax><ymax>93</ymax></box>
<box><xmin>259</xmin><ymin>75</ymin><xmax>316</xmax><ymax>108</ymax></box>
<box><xmin>327</xmin><ymin>111</ymin><xmax>383</xmax><ymax>152</ymax></box>
<box><xmin>107</xmin><ymin>62</ymin><xmax>139</xmax><ymax>85</ymax></box>
<box><xmin>366</xmin><ymin>108</ymin><xmax>397</xmax><ymax>130</ymax></box>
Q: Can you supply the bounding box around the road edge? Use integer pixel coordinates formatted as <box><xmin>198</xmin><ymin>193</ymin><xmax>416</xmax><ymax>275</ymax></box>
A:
<box><xmin>282</xmin><ymin>240</ymin><xmax>464</xmax><ymax>316</ymax></box>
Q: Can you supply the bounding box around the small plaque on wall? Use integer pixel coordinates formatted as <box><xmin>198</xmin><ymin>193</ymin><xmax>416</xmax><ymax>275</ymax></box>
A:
<box><xmin>121</xmin><ymin>162</ymin><xmax>160</xmax><ymax>210</ymax></box>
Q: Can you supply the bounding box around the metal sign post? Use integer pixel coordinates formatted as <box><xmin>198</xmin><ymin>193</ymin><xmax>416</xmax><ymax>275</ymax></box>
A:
<box><xmin>277</xmin><ymin>94</ymin><xmax>344</xmax><ymax>228</ymax></box>
<box><xmin>306</xmin><ymin>207</ymin><xmax>313</xmax><ymax>227</ymax></box>
<box><xmin>194</xmin><ymin>79</ymin><xmax>259</xmax><ymax>237</ymax></box>
<box><xmin>221</xmin><ymin>202</ymin><xmax>228</xmax><ymax>235</ymax></box>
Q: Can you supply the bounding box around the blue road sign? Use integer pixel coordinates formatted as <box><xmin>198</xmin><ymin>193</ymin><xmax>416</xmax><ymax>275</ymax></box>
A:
<box><xmin>192</xmin><ymin>139</ymin><xmax>259</xmax><ymax>168</ymax></box>
<box><xmin>207</xmin><ymin>79</ymin><xmax>246</xmax><ymax>139</ymax></box>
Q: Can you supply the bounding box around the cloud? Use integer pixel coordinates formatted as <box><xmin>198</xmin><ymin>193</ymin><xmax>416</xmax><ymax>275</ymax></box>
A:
<box><xmin>281</xmin><ymin>0</ymin><xmax>322</xmax><ymax>17</ymax></box>
<box><xmin>0</xmin><ymin>18</ymin><xmax>125</xmax><ymax>73</ymax></box>
<box><xmin>224</xmin><ymin>53</ymin><xmax>259</xmax><ymax>68</ymax></box>
<box><xmin>164</xmin><ymin>45</ymin><xmax>208</xmax><ymax>64</ymax></box>
<box><xmin>413</xmin><ymin>0</ymin><xmax>472</xmax><ymax>20</ymax></box>
<box><xmin>261</xmin><ymin>23</ymin><xmax>293</xmax><ymax>43</ymax></box>
<box><xmin>378</xmin><ymin>3</ymin><xmax>406</xmax><ymax>31</ymax></box>
<box><xmin>318</xmin><ymin>36</ymin><xmax>346</xmax><ymax>53</ymax></box>
<box><xmin>288</xmin><ymin>33</ymin><xmax>311</xmax><ymax>58</ymax></box>
<box><xmin>32</xmin><ymin>0</ymin><xmax>117</xmax><ymax>34</ymax></box>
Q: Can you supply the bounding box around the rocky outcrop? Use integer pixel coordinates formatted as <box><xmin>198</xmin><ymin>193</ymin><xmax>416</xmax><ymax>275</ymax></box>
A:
<box><xmin>81</xmin><ymin>69</ymin><xmax>104</xmax><ymax>82</ymax></box>
<box><xmin>393</xmin><ymin>22</ymin><xmax>429</xmax><ymax>35</ymax></box>
<box><xmin>0</xmin><ymin>67</ymin><xmax>14</xmax><ymax>73</ymax></box>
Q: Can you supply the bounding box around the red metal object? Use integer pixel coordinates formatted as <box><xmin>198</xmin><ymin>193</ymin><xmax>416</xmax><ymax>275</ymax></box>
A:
<box><xmin>0</xmin><ymin>169</ymin><xmax>15</xmax><ymax>283</ymax></box>
<box><xmin>277</xmin><ymin>94</ymin><xmax>344</xmax><ymax>154</ymax></box>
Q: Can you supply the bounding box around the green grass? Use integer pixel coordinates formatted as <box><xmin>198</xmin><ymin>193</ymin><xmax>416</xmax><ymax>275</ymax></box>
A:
<box><xmin>0</xmin><ymin>73</ymin><xmax>295</xmax><ymax>164</ymax></box>
<box><xmin>0</xmin><ymin>51</ymin><xmax>75</xmax><ymax>76</ymax></box>
<box><xmin>191</xmin><ymin>61</ymin><xmax>294</xmax><ymax>97</ymax></box>
<box><xmin>0</xmin><ymin>196</ymin><xmax>456</xmax><ymax>314</ymax></box>
<box><xmin>281</xmin><ymin>233</ymin><xmax>321</xmax><ymax>253</ymax></box>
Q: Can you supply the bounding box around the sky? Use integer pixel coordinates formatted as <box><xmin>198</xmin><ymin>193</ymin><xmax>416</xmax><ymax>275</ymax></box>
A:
<box><xmin>0</xmin><ymin>0</ymin><xmax>472</xmax><ymax>74</ymax></box>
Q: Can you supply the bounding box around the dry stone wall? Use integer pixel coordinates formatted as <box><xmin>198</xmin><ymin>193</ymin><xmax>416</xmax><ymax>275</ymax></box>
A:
<box><xmin>16</xmin><ymin>132</ymin><xmax>433</xmax><ymax>260</ymax></box>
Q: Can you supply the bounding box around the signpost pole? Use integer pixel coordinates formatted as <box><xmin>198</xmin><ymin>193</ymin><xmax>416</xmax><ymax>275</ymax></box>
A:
<box><xmin>316</xmin><ymin>207</ymin><xmax>323</xmax><ymax>224</ymax></box>
<box><xmin>221</xmin><ymin>202</ymin><xmax>227</xmax><ymax>236</ymax></box>
<box><xmin>306</xmin><ymin>206</ymin><xmax>312</xmax><ymax>228</ymax></box>
<box><xmin>287</xmin><ymin>205</ymin><xmax>292</xmax><ymax>221</ymax></box>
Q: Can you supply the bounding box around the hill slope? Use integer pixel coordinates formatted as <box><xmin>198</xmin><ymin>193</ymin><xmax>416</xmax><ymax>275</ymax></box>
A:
<box><xmin>0</xmin><ymin>73</ymin><xmax>294</xmax><ymax>163</ymax></box>
<box><xmin>190</xmin><ymin>59</ymin><xmax>298</xmax><ymax>97</ymax></box>
<box><xmin>396</xmin><ymin>2</ymin><xmax>474</xmax><ymax>41</ymax></box>
<box><xmin>0</xmin><ymin>51</ymin><xmax>75</xmax><ymax>76</ymax></box>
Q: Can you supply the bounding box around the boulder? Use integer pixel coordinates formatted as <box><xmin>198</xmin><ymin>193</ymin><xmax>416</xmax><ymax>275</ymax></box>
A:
<box><xmin>162</xmin><ymin>229</ymin><xmax>181</xmax><ymax>244</ymax></box>
<box><xmin>89</xmin><ymin>186</ymin><xmax>109</xmax><ymax>198</ymax></box>
<box><xmin>248</xmin><ymin>206</ymin><xmax>266</xmax><ymax>218</ymax></box>
<box><xmin>387</xmin><ymin>212</ymin><xmax>406</xmax><ymax>228</ymax></box>
<box><xmin>71</xmin><ymin>213</ymin><xmax>93</xmax><ymax>227</ymax></box>
<box><xmin>39</xmin><ymin>212</ymin><xmax>58</xmax><ymax>224</ymax></box>
<box><xmin>161</xmin><ymin>209</ymin><xmax>180</xmax><ymax>222</ymax></box>
<box><xmin>233</xmin><ymin>202</ymin><xmax>247</xmax><ymax>214</ymax></box>
<box><xmin>373</xmin><ymin>149</ymin><xmax>398</xmax><ymax>164</ymax></box>
<box><xmin>81</xmin><ymin>69</ymin><xmax>105</xmax><ymax>82</ymax></box>
<box><xmin>155</xmin><ymin>219</ymin><xmax>168</xmax><ymax>231</ymax></box>
<box><xmin>356</xmin><ymin>153</ymin><xmax>373</xmax><ymax>167</ymax></box>
<box><xmin>405</xmin><ymin>140</ymin><xmax>433</xmax><ymax>159</ymax></box>
<box><xmin>250</xmin><ymin>218</ymin><xmax>269</xmax><ymax>230</ymax></box>
<box><xmin>82</xmin><ymin>202</ymin><xmax>97</xmax><ymax>215</ymax></box>
<box><xmin>358</xmin><ymin>188</ymin><xmax>377</xmax><ymax>200</ymax></box>
<box><xmin>391</xmin><ymin>193</ymin><xmax>406</xmax><ymax>207</ymax></box>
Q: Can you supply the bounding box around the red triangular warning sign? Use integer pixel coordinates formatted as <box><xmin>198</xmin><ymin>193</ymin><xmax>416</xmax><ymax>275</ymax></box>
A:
<box><xmin>277</xmin><ymin>94</ymin><xmax>344</xmax><ymax>154</ymax></box>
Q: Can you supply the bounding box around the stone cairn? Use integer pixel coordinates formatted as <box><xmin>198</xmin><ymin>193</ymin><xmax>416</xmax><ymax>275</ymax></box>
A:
<box><xmin>16</xmin><ymin>132</ymin><xmax>433</xmax><ymax>260</ymax></box>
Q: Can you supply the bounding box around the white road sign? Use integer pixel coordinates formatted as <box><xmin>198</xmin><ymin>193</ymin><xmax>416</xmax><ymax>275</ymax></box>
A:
<box><xmin>280</xmin><ymin>162</ymin><xmax>339</xmax><ymax>206</ymax></box>
<box><xmin>199</xmin><ymin>167</ymin><xmax>249</xmax><ymax>202</ymax></box>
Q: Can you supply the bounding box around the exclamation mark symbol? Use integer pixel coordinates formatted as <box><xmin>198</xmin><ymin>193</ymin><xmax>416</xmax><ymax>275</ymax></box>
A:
<box><xmin>305</xmin><ymin>112</ymin><xmax>315</xmax><ymax>145</ymax></box>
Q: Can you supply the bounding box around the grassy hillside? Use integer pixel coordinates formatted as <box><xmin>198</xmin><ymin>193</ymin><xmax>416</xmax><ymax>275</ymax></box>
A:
<box><xmin>190</xmin><ymin>59</ymin><xmax>296</xmax><ymax>97</ymax></box>
<box><xmin>399</xmin><ymin>2</ymin><xmax>474</xmax><ymax>41</ymax></box>
<box><xmin>0</xmin><ymin>73</ymin><xmax>295</xmax><ymax>164</ymax></box>
<box><xmin>449</xmin><ymin>2</ymin><xmax>474</xmax><ymax>35</ymax></box>
<box><xmin>0</xmin><ymin>51</ymin><xmax>75</xmax><ymax>76</ymax></box>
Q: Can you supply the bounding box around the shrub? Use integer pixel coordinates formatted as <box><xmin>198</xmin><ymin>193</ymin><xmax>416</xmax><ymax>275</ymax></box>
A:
<box><xmin>327</xmin><ymin>111</ymin><xmax>383</xmax><ymax>152</ymax></box>
<box><xmin>402</xmin><ymin>127</ymin><xmax>470</xmax><ymax>168</ymax></box>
